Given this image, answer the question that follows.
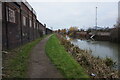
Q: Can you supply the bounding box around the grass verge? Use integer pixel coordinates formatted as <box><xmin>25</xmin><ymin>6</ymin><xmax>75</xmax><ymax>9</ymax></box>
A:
<box><xmin>45</xmin><ymin>34</ymin><xmax>89</xmax><ymax>78</ymax></box>
<box><xmin>3</xmin><ymin>36</ymin><xmax>47</xmax><ymax>78</ymax></box>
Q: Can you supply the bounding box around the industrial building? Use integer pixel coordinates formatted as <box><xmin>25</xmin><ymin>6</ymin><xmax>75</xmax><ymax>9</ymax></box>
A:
<box><xmin>2</xmin><ymin>1</ymin><xmax>52</xmax><ymax>50</ymax></box>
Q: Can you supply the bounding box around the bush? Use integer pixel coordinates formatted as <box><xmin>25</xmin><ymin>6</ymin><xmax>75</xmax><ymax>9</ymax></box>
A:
<box><xmin>104</xmin><ymin>57</ymin><xmax>114</xmax><ymax>67</ymax></box>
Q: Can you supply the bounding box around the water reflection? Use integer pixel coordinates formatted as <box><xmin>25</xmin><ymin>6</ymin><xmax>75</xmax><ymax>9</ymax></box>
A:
<box><xmin>70</xmin><ymin>39</ymin><xmax>119</xmax><ymax>63</ymax></box>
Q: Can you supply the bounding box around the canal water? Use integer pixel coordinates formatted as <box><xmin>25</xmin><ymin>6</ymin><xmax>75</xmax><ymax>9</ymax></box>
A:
<box><xmin>66</xmin><ymin>36</ymin><xmax>119</xmax><ymax>65</ymax></box>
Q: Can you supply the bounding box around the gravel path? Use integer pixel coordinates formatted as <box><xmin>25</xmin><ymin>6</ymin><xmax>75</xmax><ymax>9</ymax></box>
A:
<box><xmin>27</xmin><ymin>35</ymin><xmax>63</xmax><ymax>78</ymax></box>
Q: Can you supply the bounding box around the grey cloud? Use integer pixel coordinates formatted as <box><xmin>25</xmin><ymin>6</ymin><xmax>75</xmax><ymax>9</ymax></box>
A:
<box><xmin>29</xmin><ymin>2</ymin><xmax>118</xmax><ymax>30</ymax></box>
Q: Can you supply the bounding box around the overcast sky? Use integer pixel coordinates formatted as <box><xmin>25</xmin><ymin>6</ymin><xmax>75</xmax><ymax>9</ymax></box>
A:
<box><xmin>29</xmin><ymin>1</ymin><xmax>118</xmax><ymax>30</ymax></box>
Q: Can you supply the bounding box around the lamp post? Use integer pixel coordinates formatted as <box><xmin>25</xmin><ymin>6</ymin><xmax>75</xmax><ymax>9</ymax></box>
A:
<box><xmin>95</xmin><ymin>7</ymin><xmax>98</xmax><ymax>30</ymax></box>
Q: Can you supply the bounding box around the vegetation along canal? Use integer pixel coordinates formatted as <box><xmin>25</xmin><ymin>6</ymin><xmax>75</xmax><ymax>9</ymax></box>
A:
<box><xmin>66</xmin><ymin>36</ymin><xmax>119</xmax><ymax>69</ymax></box>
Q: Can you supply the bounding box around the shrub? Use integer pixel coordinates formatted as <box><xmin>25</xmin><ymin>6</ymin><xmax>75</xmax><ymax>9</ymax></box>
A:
<box><xmin>104</xmin><ymin>57</ymin><xmax>114</xmax><ymax>67</ymax></box>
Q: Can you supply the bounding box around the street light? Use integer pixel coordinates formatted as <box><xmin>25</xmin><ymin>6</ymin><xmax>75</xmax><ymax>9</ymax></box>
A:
<box><xmin>95</xmin><ymin>7</ymin><xmax>98</xmax><ymax>30</ymax></box>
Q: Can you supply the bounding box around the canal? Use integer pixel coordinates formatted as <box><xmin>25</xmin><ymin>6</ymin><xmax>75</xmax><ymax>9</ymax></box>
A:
<box><xmin>67</xmin><ymin>36</ymin><xmax>119</xmax><ymax>65</ymax></box>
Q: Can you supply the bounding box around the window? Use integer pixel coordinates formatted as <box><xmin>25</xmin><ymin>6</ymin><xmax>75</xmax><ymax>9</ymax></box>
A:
<box><xmin>37</xmin><ymin>24</ymin><xmax>39</xmax><ymax>29</ymax></box>
<box><xmin>36</xmin><ymin>23</ymin><xmax>38</xmax><ymax>29</ymax></box>
<box><xmin>29</xmin><ymin>19</ymin><xmax>32</xmax><ymax>27</ymax></box>
<box><xmin>34</xmin><ymin>22</ymin><xmax>36</xmax><ymax>29</ymax></box>
<box><xmin>43</xmin><ymin>31</ymin><xmax>45</xmax><ymax>35</ymax></box>
<box><xmin>23</xmin><ymin>16</ymin><xmax>26</xmax><ymax>26</ymax></box>
<box><xmin>7</xmin><ymin>7</ymin><xmax>15</xmax><ymax>23</ymax></box>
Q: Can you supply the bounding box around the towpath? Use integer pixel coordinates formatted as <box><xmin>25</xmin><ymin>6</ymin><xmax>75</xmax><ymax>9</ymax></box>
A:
<box><xmin>27</xmin><ymin>35</ymin><xmax>63</xmax><ymax>78</ymax></box>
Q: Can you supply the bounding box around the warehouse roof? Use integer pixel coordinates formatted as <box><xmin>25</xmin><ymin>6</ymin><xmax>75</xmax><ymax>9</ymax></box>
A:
<box><xmin>1</xmin><ymin>0</ymin><xmax>36</xmax><ymax>15</ymax></box>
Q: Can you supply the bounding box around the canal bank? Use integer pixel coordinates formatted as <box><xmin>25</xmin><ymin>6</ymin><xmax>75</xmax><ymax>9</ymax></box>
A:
<box><xmin>57</xmin><ymin>34</ymin><xmax>119</xmax><ymax>78</ymax></box>
<box><xmin>70</xmin><ymin>38</ymin><xmax>119</xmax><ymax>63</ymax></box>
<box><xmin>66</xmin><ymin>35</ymin><xmax>119</xmax><ymax>70</ymax></box>
<box><xmin>65</xmin><ymin>34</ymin><xmax>119</xmax><ymax>63</ymax></box>
<box><xmin>67</xmin><ymin>27</ymin><xmax>120</xmax><ymax>43</ymax></box>
<box><xmin>45</xmin><ymin>34</ymin><xmax>89</xmax><ymax>78</ymax></box>
<box><xmin>70</xmin><ymin>37</ymin><xmax>120</xmax><ymax>71</ymax></box>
